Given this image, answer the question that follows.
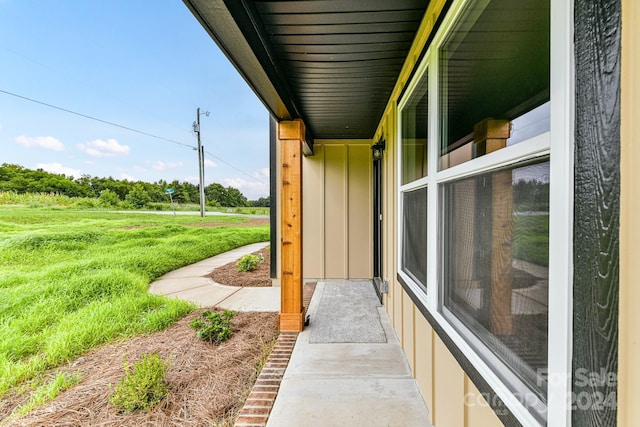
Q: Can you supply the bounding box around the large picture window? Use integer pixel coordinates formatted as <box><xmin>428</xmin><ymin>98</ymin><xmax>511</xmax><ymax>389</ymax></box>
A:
<box><xmin>397</xmin><ymin>0</ymin><xmax>560</xmax><ymax>424</ymax></box>
<box><xmin>441</xmin><ymin>160</ymin><xmax>550</xmax><ymax>405</ymax></box>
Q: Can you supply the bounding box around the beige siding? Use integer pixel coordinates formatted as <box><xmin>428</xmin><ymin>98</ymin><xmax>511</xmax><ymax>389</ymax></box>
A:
<box><xmin>464</xmin><ymin>378</ymin><xmax>503</xmax><ymax>427</ymax></box>
<box><xmin>433</xmin><ymin>335</ymin><xmax>465</xmax><ymax>427</ymax></box>
<box><xmin>393</xmin><ymin>272</ymin><xmax>404</xmax><ymax>339</ymax></box>
<box><xmin>347</xmin><ymin>144</ymin><xmax>373</xmax><ymax>278</ymax></box>
<box><xmin>619</xmin><ymin>0</ymin><xmax>639</xmax><ymax>424</ymax></box>
<box><xmin>402</xmin><ymin>291</ymin><xmax>415</xmax><ymax>372</ymax></box>
<box><xmin>323</xmin><ymin>144</ymin><xmax>347</xmax><ymax>278</ymax></box>
<box><xmin>302</xmin><ymin>140</ymin><xmax>372</xmax><ymax>279</ymax></box>
<box><xmin>302</xmin><ymin>144</ymin><xmax>325</xmax><ymax>279</ymax></box>
<box><xmin>414</xmin><ymin>309</ymin><xmax>434</xmax><ymax>424</ymax></box>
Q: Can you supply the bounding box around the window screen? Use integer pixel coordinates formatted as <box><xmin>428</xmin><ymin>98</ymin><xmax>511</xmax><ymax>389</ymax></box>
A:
<box><xmin>402</xmin><ymin>187</ymin><xmax>428</xmax><ymax>289</ymax></box>
<box><xmin>441</xmin><ymin>160</ymin><xmax>550</xmax><ymax>402</ymax></box>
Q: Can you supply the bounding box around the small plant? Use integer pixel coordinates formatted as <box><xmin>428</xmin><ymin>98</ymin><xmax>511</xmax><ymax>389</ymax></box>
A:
<box><xmin>236</xmin><ymin>253</ymin><xmax>264</xmax><ymax>272</ymax></box>
<box><xmin>109</xmin><ymin>353</ymin><xmax>170</xmax><ymax>413</ymax></box>
<box><xmin>189</xmin><ymin>310</ymin><xmax>236</xmax><ymax>343</ymax></box>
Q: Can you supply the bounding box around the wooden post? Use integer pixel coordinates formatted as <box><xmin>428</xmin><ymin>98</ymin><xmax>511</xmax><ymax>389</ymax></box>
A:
<box><xmin>474</xmin><ymin>119</ymin><xmax>513</xmax><ymax>335</ymax></box>
<box><xmin>278</xmin><ymin>119</ymin><xmax>305</xmax><ymax>332</ymax></box>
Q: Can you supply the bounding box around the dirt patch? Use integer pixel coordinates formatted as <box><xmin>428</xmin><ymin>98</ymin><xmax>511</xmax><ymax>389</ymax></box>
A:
<box><xmin>207</xmin><ymin>248</ymin><xmax>272</xmax><ymax>287</ymax></box>
<box><xmin>4</xmin><ymin>311</ymin><xmax>278</xmax><ymax>427</ymax></box>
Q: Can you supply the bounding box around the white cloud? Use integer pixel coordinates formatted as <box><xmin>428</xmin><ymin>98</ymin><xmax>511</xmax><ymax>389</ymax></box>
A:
<box><xmin>77</xmin><ymin>138</ymin><xmax>129</xmax><ymax>157</ymax></box>
<box><xmin>204</xmin><ymin>159</ymin><xmax>217</xmax><ymax>168</ymax></box>
<box><xmin>151</xmin><ymin>160</ymin><xmax>183</xmax><ymax>171</ymax></box>
<box><xmin>0</xmin><ymin>123</ymin><xmax>3</xmax><ymax>130</ymax></box>
<box><xmin>260</xmin><ymin>167</ymin><xmax>269</xmax><ymax>178</ymax></box>
<box><xmin>121</xmin><ymin>173</ymin><xmax>136</xmax><ymax>181</ymax></box>
<box><xmin>15</xmin><ymin>135</ymin><xmax>65</xmax><ymax>151</ymax></box>
<box><xmin>36</xmin><ymin>163</ymin><xmax>81</xmax><ymax>178</ymax></box>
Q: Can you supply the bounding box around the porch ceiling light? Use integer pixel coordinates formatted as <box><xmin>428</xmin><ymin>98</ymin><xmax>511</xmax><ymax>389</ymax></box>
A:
<box><xmin>372</xmin><ymin>140</ymin><xmax>386</xmax><ymax>160</ymax></box>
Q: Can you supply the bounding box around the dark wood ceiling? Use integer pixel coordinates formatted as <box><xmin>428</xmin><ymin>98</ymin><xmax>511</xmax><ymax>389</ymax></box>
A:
<box><xmin>184</xmin><ymin>0</ymin><xmax>430</xmax><ymax>141</ymax></box>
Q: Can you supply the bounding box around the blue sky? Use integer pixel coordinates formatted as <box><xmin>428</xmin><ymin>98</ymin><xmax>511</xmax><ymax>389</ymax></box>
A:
<box><xmin>0</xmin><ymin>0</ymin><xmax>270</xmax><ymax>200</ymax></box>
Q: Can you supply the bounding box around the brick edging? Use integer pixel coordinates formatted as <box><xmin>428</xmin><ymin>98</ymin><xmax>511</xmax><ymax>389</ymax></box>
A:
<box><xmin>234</xmin><ymin>282</ymin><xmax>316</xmax><ymax>427</ymax></box>
<box><xmin>234</xmin><ymin>332</ymin><xmax>298</xmax><ymax>427</ymax></box>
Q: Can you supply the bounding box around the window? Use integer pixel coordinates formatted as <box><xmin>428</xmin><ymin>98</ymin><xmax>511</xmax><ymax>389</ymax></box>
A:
<box><xmin>401</xmin><ymin>76</ymin><xmax>429</xmax><ymax>185</ymax></box>
<box><xmin>402</xmin><ymin>187</ymin><xmax>428</xmax><ymax>288</ymax></box>
<box><xmin>438</xmin><ymin>0</ymin><xmax>550</xmax><ymax>170</ymax></box>
<box><xmin>396</xmin><ymin>0</ymin><xmax>567</xmax><ymax>424</ymax></box>
<box><xmin>441</xmin><ymin>160</ymin><xmax>550</xmax><ymax>405</ymax></box>
<box><xmin>398</xmin><ymin>68</ymin><xmax>429</xmax><ymax>290</ymax></box>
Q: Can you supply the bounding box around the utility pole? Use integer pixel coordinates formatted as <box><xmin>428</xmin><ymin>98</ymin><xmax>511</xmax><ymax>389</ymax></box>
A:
<box><xmin>193</xmin><ymin>107</ymin><xmax>208</xmax><ymax>218</ymax></box>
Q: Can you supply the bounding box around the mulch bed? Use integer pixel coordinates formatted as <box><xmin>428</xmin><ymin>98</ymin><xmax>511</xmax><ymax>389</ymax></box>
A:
<box><xmin>207</xmin><ymin>248</ymin><xmax>272</xmax><ymax>287</ymax></box>
<box><xmin>3</xmin><ymin>311</ymin><xmax>278</xmax><ymax>427</ymax></box>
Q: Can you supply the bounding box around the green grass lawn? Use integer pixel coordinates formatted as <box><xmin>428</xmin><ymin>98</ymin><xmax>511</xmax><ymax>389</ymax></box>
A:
<box><xmin>0</xmin><ymin>208</ymin><xmax>269</xmax><ymax>401</ymax></box>
<box><xmin>513</xmin><ymin>214</ymin><xmax>549</xmax><ymax>267</ymax></box>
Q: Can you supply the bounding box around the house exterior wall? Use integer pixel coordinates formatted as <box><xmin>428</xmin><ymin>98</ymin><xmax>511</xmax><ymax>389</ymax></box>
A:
<box><xmin>370</xmin><ymin>0</ymin><xmax>600</xmax><ymax>424</ymax></box>
<box><xmin>370</xmin><ymin>2</ymin><xmax>505</xmax><ymax>426</ymax></box>
<box><xmin>618</xmin><ymin>0</ymin><xmax>639</xmax><ymax>423</ymax></box>
<box><xmin>301</xmin><ymin>139</ymin><xmax>373</xmax><ymax>280</ymax></box>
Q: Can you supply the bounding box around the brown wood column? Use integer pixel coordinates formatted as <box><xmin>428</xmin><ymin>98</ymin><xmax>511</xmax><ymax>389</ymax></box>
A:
<box><xmin>278</xmin><ymin>119</ymin><xmax>304</xmax><ymax>332</ymax></box>
<box><xmin>474</xmin><ymin>119</ymin><xmax>513</xmax><ymax>335</ymax></box>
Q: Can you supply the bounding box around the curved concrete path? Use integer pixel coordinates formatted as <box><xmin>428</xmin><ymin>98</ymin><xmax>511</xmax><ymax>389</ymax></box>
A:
<box><xmin>148</xmin><ymin>242</ymin><xmax>279</xmax><ymax>311</ymax></box>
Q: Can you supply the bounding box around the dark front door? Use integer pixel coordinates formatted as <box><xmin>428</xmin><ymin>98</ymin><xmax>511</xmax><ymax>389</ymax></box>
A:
<box><xmin>373</xmin><ymin>156</ymin><xmax>384</xmax><ymax>302</ymax></box>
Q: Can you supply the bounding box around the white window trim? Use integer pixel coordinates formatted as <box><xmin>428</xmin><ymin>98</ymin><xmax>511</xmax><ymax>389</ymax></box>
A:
<box><xmin>396</xmin><ymin>0</ymin><xmax>574</xmax><ymax>425</ymax></box>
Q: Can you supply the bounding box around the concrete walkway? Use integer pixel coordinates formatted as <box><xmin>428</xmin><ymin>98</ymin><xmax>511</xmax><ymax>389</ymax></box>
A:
<box><xmin>148</xmin><ymin>241</ymin><xmax>279</xmax><ymax>311</ymax></box>
<box><xmin>266</xmin><ymin>280</ymin><xmax>432</xmax><ymax>427</ymax></box>
<box><xmin>150</xmin><ymin>249</ymin><xmax>431</xmax><ymax>426</ymax></box>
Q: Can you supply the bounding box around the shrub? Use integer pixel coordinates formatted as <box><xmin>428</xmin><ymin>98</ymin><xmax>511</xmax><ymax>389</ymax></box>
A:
<box><xmin>125</xmin><ymin>184</ymin><xmax>151</xmax><ymax>209</ymax></box>
<box><xmin>189</xmin><ymin>310</ymin><xmax>235</xmax><ymax>343</ymax></box>
<box><xmin>236</xmin><ymin>253</ymin><xmax>264</xmax><ymax>272</ymax></box>
<box><xmin>98</xmin><ymin>189</ymin><xmax>120</xmax><ymax>207</ymax></box>
<box><xmin>109</xmin><ymin>353</ymin><xmax>170</xmax><ymax>413</ymax></box>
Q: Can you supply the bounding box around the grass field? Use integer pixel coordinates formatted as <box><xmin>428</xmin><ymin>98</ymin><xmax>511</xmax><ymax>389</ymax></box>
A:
<box><xmin>0</xmin><ymin>191</ymin><xmax>270</xmax><ymax>216</ymax></box>
<box><xmin>0</xmin><ymin>208</ymin><xmax>269</xmax><ymax>404</ymax></box>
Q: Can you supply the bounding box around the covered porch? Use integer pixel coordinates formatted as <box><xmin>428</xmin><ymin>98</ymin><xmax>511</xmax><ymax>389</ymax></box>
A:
<box><xmin>264</xmin><ymin>280</ymin><xmax>430</xmax><ymax>426</ymax></box>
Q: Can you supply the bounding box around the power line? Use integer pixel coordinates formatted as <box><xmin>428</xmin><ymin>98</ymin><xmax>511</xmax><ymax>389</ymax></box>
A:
<box><xmin>1</xmin><ymin>87</ymin><xmax>267</xmax><ymax>185</ymax></box>
<box><xmin>203</xmin><ymin>149</ymin><xmax>266</xmax><ymax>184</ymax></box>
<box><xmin>0</xmin><ymin>88</ymin><xmax>196</xmax><ymax>149</ymax></box>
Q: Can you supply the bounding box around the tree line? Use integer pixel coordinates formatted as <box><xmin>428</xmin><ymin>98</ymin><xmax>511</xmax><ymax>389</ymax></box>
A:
<box><xmin>0</xmin><ymin>163</ymin><xmax>270</xmax><ymax>207</ymax></box>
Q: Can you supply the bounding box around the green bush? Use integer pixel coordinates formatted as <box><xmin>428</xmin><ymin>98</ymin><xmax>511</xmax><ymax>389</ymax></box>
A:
<box><xmin>125</xmin><ymin>184</ymin><xmax>151</xmax><ymax>209</ymax></box>
<box><xmin>109</xmin><ymin>353</ymin><xmax>170</xmax><ymax>413</ymax></box>
<box><xmin>236</xmin><ymin>253</ymin><xmax>264</xmax><ymax>272</ymax></box>
<box><xmin>189</xmin><ymin>310</ymin><xmax>235</xmax><ymax>343</ymax></box>
<box><xmin>98</xmin><ymin>189</ymin><xmax>120</xmax><ymax>207</ymax></box>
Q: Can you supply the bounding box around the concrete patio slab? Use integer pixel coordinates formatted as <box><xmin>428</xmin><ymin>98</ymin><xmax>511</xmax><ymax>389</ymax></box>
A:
<box><xmin>267</xmin><ymin>378</ymin><xmax>431</xmax><ymax>427</ymax></box>
<box><xmin>266</xmin><ymin>280</ymin><xmax>432</xmax><ymax>427</ymax></box>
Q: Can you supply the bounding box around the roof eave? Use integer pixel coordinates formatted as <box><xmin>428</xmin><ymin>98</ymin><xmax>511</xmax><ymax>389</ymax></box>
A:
<box><xmin>182</xmin><ymin>0</ymin><xmax>293</xmax><ymax>122</ymax></box>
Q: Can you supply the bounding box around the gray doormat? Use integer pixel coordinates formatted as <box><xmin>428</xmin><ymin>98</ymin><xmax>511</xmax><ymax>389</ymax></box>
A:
<box><xmin>308</xmin><ymin>280</ymin><xmax>387</xmax><ymax>343</ymax></box>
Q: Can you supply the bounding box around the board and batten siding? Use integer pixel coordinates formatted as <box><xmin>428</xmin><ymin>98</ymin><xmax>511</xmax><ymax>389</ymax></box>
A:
<box><xmin>618</xmin><ymin>0</ymin><xmax>639</xmax><ymax>424</ymax></box>
<box><xmin>302</xmin><ymin>140</ymin><xmax>373</xmax><ymax>280</ymax></box>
